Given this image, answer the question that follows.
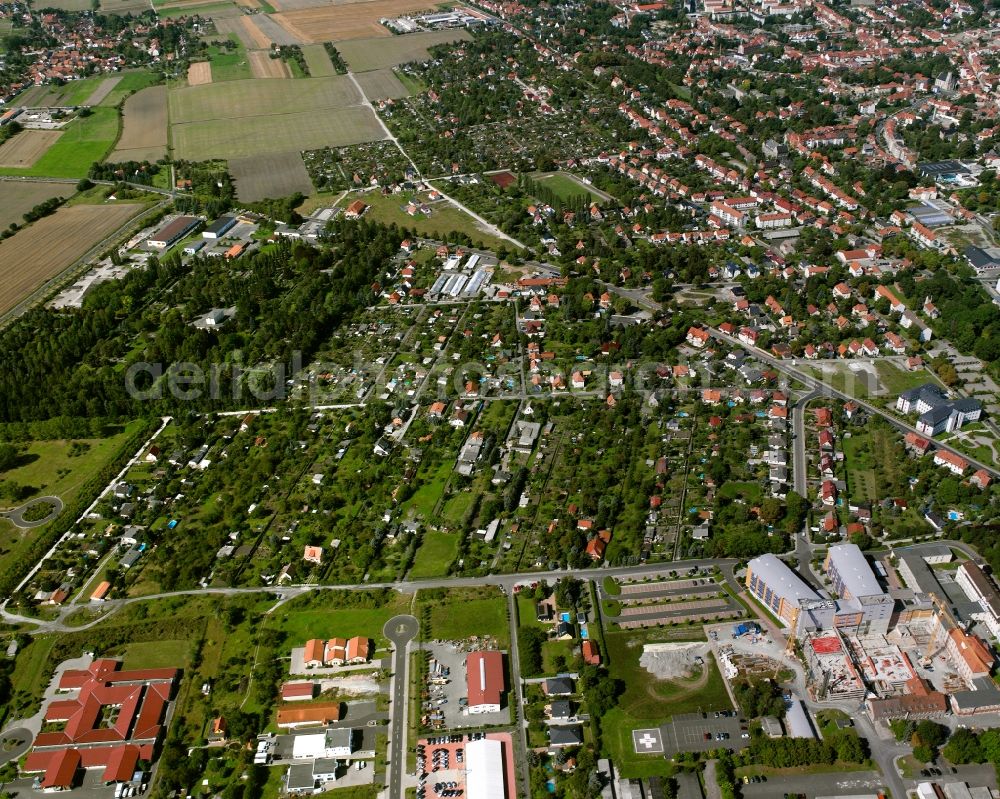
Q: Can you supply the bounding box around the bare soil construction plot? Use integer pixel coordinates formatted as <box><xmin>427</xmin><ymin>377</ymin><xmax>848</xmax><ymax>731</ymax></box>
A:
<box><xmin>0</xmin><ymin>130</ymin><xmax>63</xmax><ymax>168</ymax></box>
<box><xmin>82</xmin><ymin>76</ymin><xmax>123</xmax><ymax>106</ymax></box>
<box><xmin>335</xmin><ymin>29</ymin><xmax>470</xmax><ymax>71</ymax></box>
<box><xmin>301</xmin><ymin>43</ymin><xmax>338</xmax><ymax>76</ymax></box>
<box><xmin>354</xmin><ymin>68</ymin><xmax>410</xmax><ymax>100</ymax></box>
<box><xmin>187</xmin><ymin>61</ymin><xmax>213</xmax><ymax>86</ymax></box>
<box><xmin>0</xmin><ymin>204</ymin><xmax>143</xmax><ymax>317</ymax></box>
<box><xmin>248</xmin><ymin>49</ymin><xmax>291</xmax><ymax>78</ymax></box>
<box><xmin>0</xmin><ymin>181</ymin><xmax>70</xmax><ymax>231</ymax></box>
<box><xmin>231</xmin><ymin>151</ymin><xmax>313</xmax><ymax>201</ymax></box>
<box><xmin>270</xmin><ymin>0</ymin><xmax>441</xmax><ymax>43</ymax></box>
<box><xmin>108</xmin><ymin>86</ymin><xmax>168</xmax><ymax>163</ymax></box>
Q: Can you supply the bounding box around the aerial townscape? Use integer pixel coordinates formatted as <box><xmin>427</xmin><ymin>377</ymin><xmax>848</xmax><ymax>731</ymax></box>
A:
<box><xmin>2</xmin><ymin>0</ymin><xmax>1000</xmax><ymax>797</ymax></box>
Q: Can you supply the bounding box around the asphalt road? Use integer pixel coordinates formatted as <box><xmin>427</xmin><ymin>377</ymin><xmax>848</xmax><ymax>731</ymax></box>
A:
<box><xmin>1</xmin><ymin>496</ymin><xmax>63</xmax><ymax>529</ymax></box>
<box><xmin>707</xmin><ymin>326</ymin><xmax>1000</xmax><ymax>479</ymax></box>
<box><xmin>383</xmin><ymin>614</ymin><xmax>418</xmax><ymax>799</ymax></box>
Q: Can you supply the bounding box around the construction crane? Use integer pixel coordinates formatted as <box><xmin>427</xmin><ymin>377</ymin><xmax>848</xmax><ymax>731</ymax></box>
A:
<box><xmin>921</xmin><ymin>591</ymin><xmax>965</xmax><ymax>667</ymax></box>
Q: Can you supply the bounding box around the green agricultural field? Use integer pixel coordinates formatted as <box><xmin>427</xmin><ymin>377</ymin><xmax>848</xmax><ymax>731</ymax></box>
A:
<box><xmin>169</xmin><ymin>76</ymin><xmax>360</xmax><ymax>123</ymax></box>
<box><xmin>348</xmin><ymin>189</ymin><xmax>511</xmax><ymax>252</ymax></box>
<box><xmin>173</xmin><ymin>107</ymin><xmax>385</xmax><ymax>160</ymax></box>
<box><xmin>336</xmin><ymin>30</ymin><xmax>471</xmax><ymax>73</ymax></box>
<box><xmin>99</xmin><ymin>70</ymin><xmax>162</xmax><ymax>107</ymax></box>
<box><xmin>408</xmin><ymin>530</ymin><xmax>459</xmax><ymax>579</ymax></box>
<box><xmin>301</xmin><ymin>44</ymin><xmax>339</xmax><ymax>77</ymax></box>
<box><xmin>0</xmin><ymin>106</ymin><xmax>120</xmax><ymax>178</ymax></box>
<box><xmin>417</xmin><ymin>587</ymin><xmax>509</xmax><ymax>647</ymax></box>
<box><xmin>169</xmin><ymin>76</ymin><xmax>385</xmax><ymax>160</ymax></box>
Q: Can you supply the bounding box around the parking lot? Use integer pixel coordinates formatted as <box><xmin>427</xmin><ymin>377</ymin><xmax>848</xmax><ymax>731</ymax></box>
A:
<box><xmin>660</xmin><ymin>712</ymin><xmax>750</xmax><ymax>756</ymax></box>
<box><xmin>421</xmin><ymin>642</ymin><xmax>511</xmax><ymax>729</ymax></box>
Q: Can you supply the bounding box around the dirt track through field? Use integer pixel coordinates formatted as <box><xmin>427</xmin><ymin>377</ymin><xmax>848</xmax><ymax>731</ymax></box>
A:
<box><xmin>0</xmin><ymin>204</ymin><xmax>143</xmax><ymax>316</ymax></box>
<box><xmin>82</xmin><ymin>76</ymin><xmax>123</xmax><ymax>106</ymax></box>
<box><xmin>248</xmin><ymin>49</ymin><xmax>291</xmax><ymax>78</ymax></box>
<box><xmin>187</xmin><ymin>62</ymin><xmax>213</xmax><ymax>86</ymax></box>
<box><xmin>0</xmin><ymin>130</ymin><xmax>63</xmax><ymax>168</ymax></box>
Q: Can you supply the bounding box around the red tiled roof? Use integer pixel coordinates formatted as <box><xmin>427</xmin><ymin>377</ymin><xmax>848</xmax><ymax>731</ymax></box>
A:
<box><xmin>467</xmin><ymin>651</ymin><xmax>504</xmax><ymax>709</ymax></box>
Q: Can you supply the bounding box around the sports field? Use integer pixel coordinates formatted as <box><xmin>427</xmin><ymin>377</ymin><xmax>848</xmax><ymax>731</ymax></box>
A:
<box><xmin>355</xmin><ymin>68</ymin><xmax>410</xmax><ymax>100</ymax></box>
<box><xmin>0</xmin><ymin>181</ymin><xmax>69</xmax><ymax>230</ymax></box>
<box><xmin>0</xmin><ymin>131</ymin><xmax>63</xmax><ymax>168</ymax></box>
<box><xmin>108</xmin><ymin>86</ymin><xmax>168</xmax><ymax>163</ymax></box>
<box><xmin>336</xmin><ymin>29</ymin><xmax>470</xmax><ymax>71</ymax></box>
<box><xmin>231</xmin><ymin>151</ymin><xmax>313</xmax><ymax>201</ymax></box>
<box><xmin>0</xmin><ymin>204</ymin><xmax>143</xmax><ymax>316</ymax></box>
<box><xmin>270</xmin><ymin>0</ymin><xmax>441</xmax><ymax>43</ymax></box>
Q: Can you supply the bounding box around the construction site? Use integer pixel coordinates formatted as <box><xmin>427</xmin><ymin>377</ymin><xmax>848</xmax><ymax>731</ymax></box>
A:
<box><xmin>803</xmin><ymin>596</ymin><xmax>1000</xmax><ymax>720</ymax></box>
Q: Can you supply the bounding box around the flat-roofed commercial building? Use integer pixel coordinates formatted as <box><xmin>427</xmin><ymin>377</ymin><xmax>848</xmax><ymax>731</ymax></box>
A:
<box><xmin>746</xmin><ymin>554</ymin><xmax>818</xmax><ymax>630</ymax></box>
<box><xmin>956</xmin><ymin>562</ymin><xmax>1000</xmax><ymax>639</ymax></box>
<box><xmin>466</xmin><ymin>738</ymin><xmax>506</xmax><ymax>799</ymax></box>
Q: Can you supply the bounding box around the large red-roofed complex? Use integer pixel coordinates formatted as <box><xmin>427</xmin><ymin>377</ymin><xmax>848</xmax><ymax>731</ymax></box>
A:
<box><xmin>24</xmin><ymin>659</ymin><xmax>178</xmax><ymax>790</ymax></box>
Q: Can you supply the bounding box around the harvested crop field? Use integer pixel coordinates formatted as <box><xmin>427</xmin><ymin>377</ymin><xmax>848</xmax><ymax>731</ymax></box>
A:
<box><xmin>243</xmin><ymin>14</ymin><xmax>301</xmax><ymax>45</ymax></box>
<box><xmin>0</xmin><ymin>131</ymin><xmax>63</xmax><ymax>168</ymax></box>
<box><xmin>248</xmin><ymin>49</ymin><xmax>291</xmax><ymax>78</ymax></box>
<box><xmin>170</xmin><ymin>76</ymin><xmax>358</xmax><ymax>122</ymax></box>
<box><xmin>239</xmin><ymin>15</ymin><xmax>273</xmax><ymax>48</ymax></box>
<box><xmin>108</xmin><ymin>86</ymin><xmax>168</xmax><ymax>163</ymax></box>
<box><xmin>100</xmin><ymin>0</ymin><xmax>152</xmax><ymax>13</ymax></box>
<box><xmin>301</xmin><ymin>43</ymin><xmax>338</xmax><ymax>76</ymax></box>
<box><xmin>0</xmin><ymin>181</ymin><xmax>70</xmax><ymax>231</ymax></box>
<box><xmin>336</xmin><ymin>29</ymin><xmax>470</xmax><ymax>71</ymax></box>
<box><xmin>173</xmin><ymin>106</ymin><xmax>384</xmax><ymax>159</ymax></box>
<box><xmin>270</xmin><ymin>0</ymin><xmax>441</xmax><ymax>43</ymax></box>
<box><xmin>231</xmin><ymin>151</ymin><xmax>313</xmax><ymax>201</ymax></box>
<box><xmin>83</xmin><ymin>76</ymin><xmax>123</xmax><ymax>106</ymax></box>
<box><xmin>0</xmin><ymin>204</ymin><xmax>143</xmax><ymax>317</ymax></box>
<box><xmin>354</xmin><ymin>68</ymin><xmax>410</xmax><ymax>100</ymax></box>
<box><xmin>187</xmin><ymin>61</ymin><xmax>213</xmax><ymax>85</ymax></box>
